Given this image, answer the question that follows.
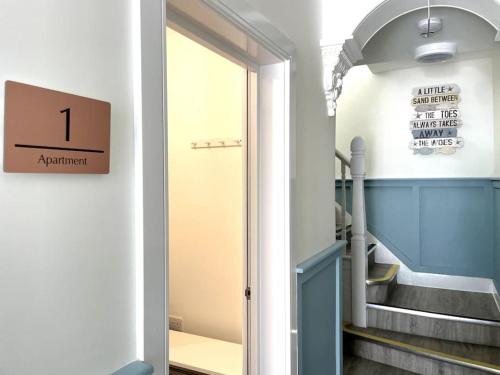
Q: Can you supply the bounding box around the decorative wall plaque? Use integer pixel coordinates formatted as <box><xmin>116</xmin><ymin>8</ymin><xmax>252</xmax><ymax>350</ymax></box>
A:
<box><xmin>409</xmin><ymin>83</ymin><xmax>463</xmax><ymax>155</ymax></box>
<box><xmin>3</xmin><ymin>81</ymin><xmax>111</xmax><ymax>173</ymax></box>
<box><xmin>411</xmin><ymin>83</ymin><xmax>461</xmax><ymax>96</ymax></box>
<box><xmin>411</xmin><ymin>94</ymin><xmax>460</xmax><ymax>107</ymax></box>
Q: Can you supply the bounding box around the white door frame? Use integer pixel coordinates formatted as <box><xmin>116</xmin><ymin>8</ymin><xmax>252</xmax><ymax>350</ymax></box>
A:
<box><xmin>136</xmin><ymin>1</ymin><xmax>168</xmax><ymax>374</ymax></box>
<box><xmin>137</xmin><ymin>1</ymin><xmax>295</xmax><ymax>374</ymax></box>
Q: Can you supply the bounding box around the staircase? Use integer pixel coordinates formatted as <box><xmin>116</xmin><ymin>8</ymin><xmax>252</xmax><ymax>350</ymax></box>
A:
<box><xmin>336</xmin><ymin>143</ymin><xmax>500</xmax><ymax>374</ymax></box>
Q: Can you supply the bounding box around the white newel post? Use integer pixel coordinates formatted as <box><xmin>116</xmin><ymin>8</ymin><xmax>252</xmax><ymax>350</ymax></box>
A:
<box><xmin>350</xmin><ymin>136</ymin><xmax>367</xmax><ymax>328</ymax></box>
<box><xmin>321</xmin><ymin>42</ymin><xmax>365</xmax><ymax>324</ymax></box>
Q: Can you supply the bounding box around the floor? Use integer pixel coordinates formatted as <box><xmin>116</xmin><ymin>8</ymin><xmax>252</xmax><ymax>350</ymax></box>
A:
<box><xmin>382</xmin><ymin>284</ymin><xmax>500</xmax><ymax>321</ymax></box>
<box><xmin>169</xmin><ymin>330</ymin><xmax>242</xmax><ymax>375</ymax></box>
<box><xmin>343</xmin><ymin>355</ymin><xmax>415</xmax><ymax>374</ymax></box>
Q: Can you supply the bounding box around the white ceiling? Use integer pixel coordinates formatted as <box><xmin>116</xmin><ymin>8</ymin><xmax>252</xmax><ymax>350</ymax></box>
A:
<box><xmin>359</xmin><ymin>7</ymin><xmax>500</xmax><ymax>72</ymax></box>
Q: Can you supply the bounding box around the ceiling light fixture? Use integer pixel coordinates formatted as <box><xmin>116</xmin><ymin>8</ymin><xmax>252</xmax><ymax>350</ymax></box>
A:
<box><xmin>415</xmin><ymin>42</ymin><xmax>457</xmax><ymax>63</ymax></box>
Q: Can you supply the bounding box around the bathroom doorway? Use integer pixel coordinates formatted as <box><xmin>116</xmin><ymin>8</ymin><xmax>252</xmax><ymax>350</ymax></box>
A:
<box><xmin>166</xmin><ymin>26</ymin><xmax>251</xmax><ymax>375</ymax></box>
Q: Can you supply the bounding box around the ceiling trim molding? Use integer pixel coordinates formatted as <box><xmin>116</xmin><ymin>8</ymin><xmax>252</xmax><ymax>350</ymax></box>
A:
<box><xmin>321</xmin><ymin>44</ymin><xmax>355</xmax><ymax>116</ymax></box>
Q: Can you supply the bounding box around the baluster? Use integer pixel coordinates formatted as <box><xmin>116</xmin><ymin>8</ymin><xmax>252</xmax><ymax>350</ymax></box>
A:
<box><xmin>350</xmin><ymin>136</ymin><xmax>367</xmax><ymax>328</ymax></box>
<box><xmin>341</xmin><ymin>161</ymin><xmax>347</xmax><ymax>244</ymax></box>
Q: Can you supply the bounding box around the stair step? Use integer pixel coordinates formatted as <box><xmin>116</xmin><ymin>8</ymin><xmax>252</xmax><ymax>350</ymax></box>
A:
<box><xmin>383</xmin><ymin>284</ymin><xmax>500</xmax><ymax>322</ymax></box>
<box><xmin>367</xmin><ymin>303</ymin><xmax>500</xmax><ymax>347</ymax></box>
<box><xmin>345</xmin><ymin>324</ymin><xmax>500</xmax><ymax>374</ymax></box>
<box><xmin>343</xmin><ymin>354</ymin><xmax>415</xmax><ymax>374</ymax></box>
<box><xmin>342</xmin><ymin>243</ymin><xmax>400</xmax><ymax>318</ymax></box>
<box><xmin>367</xmin><ymin>263</ymin><xmax>399</xmax><ymax>285</ymax></box>
<box><xmin>366</xmin><ymin>263</ymin><xmax>399</xmax><ymax>304</ymax></box>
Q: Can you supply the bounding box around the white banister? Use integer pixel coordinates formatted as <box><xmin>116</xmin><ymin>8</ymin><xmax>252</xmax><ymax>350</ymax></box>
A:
<box><xmin>340</xmin><ymin>162</ymin><xmax>347</xmax><ymax>242</ymax></box>
<box><xmin>350</xmin><ymin>136</ymin><xmax>367</xmax><ymax>328</ymax></box>
<box><xmin>335</xmin><ymin>150</ymin><xmax>349</xmax><ymax>249</ymax></box>
<box><xmin>335</xmin><ymin>149</ymin><xmax>350</xmax><ymax>168</ymax></box>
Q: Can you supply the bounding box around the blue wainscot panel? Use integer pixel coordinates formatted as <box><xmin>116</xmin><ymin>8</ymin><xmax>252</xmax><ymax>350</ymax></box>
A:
<box><xmin>336</xmin><ymin>179</ymin><xmax>495</xmax><ymax>278</ymax></box>
<box><xmin>419</xmin><ymin>185</ymin><xmax>492</xmax><ymax>275</ymax></box>
<box><xmin>296</xmin><ymin>241</ymin><xmax>346</xmax><ymax>375</ymax></box>
<box><xmin>494</xmin><ymin>181</ymin><xmax>500</xmax><ymax>291</ymax></box>
<box><xmin>364</xmin><ymin>184</ymin><xmax>419</xmax><ymax>268</ymax></box>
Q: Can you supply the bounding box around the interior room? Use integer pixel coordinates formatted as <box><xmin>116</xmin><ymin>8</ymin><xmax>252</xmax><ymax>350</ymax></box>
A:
<box><xmin>166</xmin><ymin>27</ymin><xmax>247</xmax><ymax>375</ymax></box>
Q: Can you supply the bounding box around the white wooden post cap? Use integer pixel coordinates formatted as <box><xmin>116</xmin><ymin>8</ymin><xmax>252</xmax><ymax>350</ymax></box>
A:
<box><xmin>350</xmin><ymin>136</ymin><xmax>366</xmax><ymax>177</ymax></box>
<box><xmin>350</xmin><ymin>136</ymin><xmax>365</xmax><ymax>153</ymax></box>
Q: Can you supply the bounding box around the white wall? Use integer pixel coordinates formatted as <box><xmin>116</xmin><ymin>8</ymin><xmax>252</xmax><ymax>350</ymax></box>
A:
<box><xmin>167</xmin><ymin>29</ymin><xmax>244</xmax><ymax>344</ymax></box>
<box><xmin>241</xmin><ymin>0</ymin><xmax>424</xmax><ymax>257</ymax></box>
<box><xmin>336</xmin><ymin>57</ymin><xmax>496</xmax><ymax>178</ymax></box>
<box><xmin>0</xmin><ymin>1</ymin><xmax>136</xmax><ymax>374</ymax></box>
<box><xmin>216</xmin><ymin>4</ymin><xmax>333</xmax><ymax>373</ymax></box>
<box><xmin>321</xmin><ymin>0</ymin><xmax>381</xmax><ymax>45</ymax></box>
<box><xmin>246</xmin><ymin>0</ymin><xmax>335</xmax><ymax>264</ymax></box>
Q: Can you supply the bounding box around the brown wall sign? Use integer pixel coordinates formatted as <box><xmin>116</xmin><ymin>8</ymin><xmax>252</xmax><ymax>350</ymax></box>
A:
<box><xmin>3</xmin><ymin>81</ymin><xmax>110</xmax><ymax>173</ymax></box>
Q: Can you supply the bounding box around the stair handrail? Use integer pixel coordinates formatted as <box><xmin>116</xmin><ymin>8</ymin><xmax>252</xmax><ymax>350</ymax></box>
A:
<box><xmin>335</xmin><ymin>149</ymin><xmax>350</xmax><ymax>168</ymax></box>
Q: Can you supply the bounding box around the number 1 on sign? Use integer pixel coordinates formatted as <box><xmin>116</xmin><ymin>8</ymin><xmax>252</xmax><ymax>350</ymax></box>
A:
<box><xmin>60</xmin><ymin>107</ymin><xmax>71</xmax><ymax>142</ymax></box>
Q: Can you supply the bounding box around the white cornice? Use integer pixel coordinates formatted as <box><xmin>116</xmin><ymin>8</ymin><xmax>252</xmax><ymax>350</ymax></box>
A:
<box><xmin>321</xmin><ymin>43</ymin><xmax>358</xmax><ymax>117</ymax></box>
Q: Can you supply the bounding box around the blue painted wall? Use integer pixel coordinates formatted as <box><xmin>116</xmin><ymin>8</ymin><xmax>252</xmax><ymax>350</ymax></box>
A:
<box><xmin>494</xmin><ymin>181</ymin><xmax>500</xmax><ymax>291</ymax></box>
<box><xmin>296</xmin><ymin>241</ymin><xmax>345</xmax><ymax>375</ymax></box>
<box><xmin>336</xmin><ymin>179</ymin><xmax>496</xmax><ymax>279</ymax></box>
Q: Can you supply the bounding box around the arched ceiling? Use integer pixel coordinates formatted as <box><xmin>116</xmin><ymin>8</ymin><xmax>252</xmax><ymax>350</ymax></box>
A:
<box><xmin>358</xmin><ymin>7</ymin><xmax>499</xmax><ymax>72</ymax></box>
<box><xmin>353</xmin><ymin>0</ymin><xmax>500</xmax><ymax>48</ymax></box>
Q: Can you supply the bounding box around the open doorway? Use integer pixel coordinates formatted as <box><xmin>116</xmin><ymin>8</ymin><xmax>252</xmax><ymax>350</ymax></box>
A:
<box><xmin>166</xmin><ymin>27</ymin><xmax>250</xmax><ymax>375</ymax></box>
<box><xmin>139</xmin><ymin>1</ymin><xmax>294</xmax><ymax>373</ymax></box>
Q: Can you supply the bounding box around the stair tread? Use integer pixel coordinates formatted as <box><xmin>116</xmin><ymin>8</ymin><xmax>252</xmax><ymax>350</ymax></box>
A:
<box><xmin>344</xmin><ymin>355</ymin><xmax>416</xmax><ymax>374</ymax></box>
<box><xmin>368</xmin><ymin>263</ymin><xmax>397</xmax><ymax>281</ymax></box>
<box><xmin>345</xmin><ymin>324</ymin><xmax>500</xmax><ymax>368</ymax></box>
<box><xmin>381</xmin><ymin>284</ymin><xmax>500</xmax><ymax>322</ymax></box>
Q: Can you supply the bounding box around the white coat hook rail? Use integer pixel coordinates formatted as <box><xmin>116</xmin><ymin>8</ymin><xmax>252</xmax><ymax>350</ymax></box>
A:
<box><xmin>191</xmin><ymin>138</ymin><xmax>243</xmax><ymax>149</ymax></box>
